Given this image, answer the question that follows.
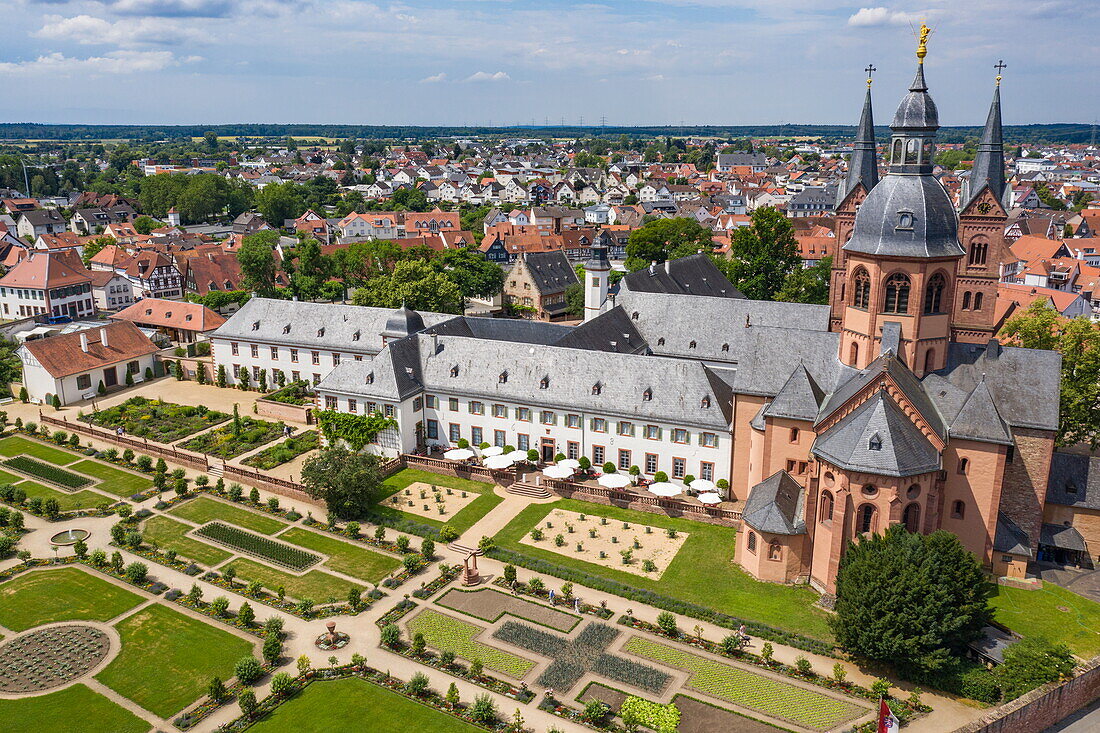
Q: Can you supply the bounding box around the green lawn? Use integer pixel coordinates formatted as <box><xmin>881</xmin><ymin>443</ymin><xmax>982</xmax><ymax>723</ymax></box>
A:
<box><xmin>377</xmin><ymin>468</ymin><xmax>504</xmax><ymax>535</ymax></box>
<box><xmin>0</xmin><ymin>567</ymin><xmax>143</xmax><ymax>631</ymax></box>
<box><xmin>168</xmin><ymin>495</ymin><xmax>286</xmax><ymax>534</ymax></box>
<box><xmin>406</xmin><ymin>608</ymin><xmax>536</xmax><ymax>678</ymax></box>
<box><xmin>97</xmin><ymin>603</ymin><xmax>254</xmax><ymax>718</ymax></box>
<box><xmin>0</xmin><ymin>467</ymin><xmax>26</xmax><ymax>484</ymax></box>
<box><xmin>493</xmin><ymin>499</ymin><xmax>833</xmax><ymax>642</ymax></box>
<box><xmin>222</xmin><ymin>558</ymin><xmax>357</xmax><ymax>602</ymax></box>
<box><xmin>142</xmin><ymin>515</ymin><xmax>232</xmax><ymax>567</ymax></box>
<box><xmin>68</xmin><ymin>460</ymin><xmax>152</xmax><ymax>496</ymax></box>
<box><xmin>0</xmin><ymin>683</ymin><xmax>149</xmax><ymax>733</ymax></box>
<box><xmin>622</xmin><ymin>636</ymin><xmax>867</xmax><ymax>730</ymax></box>
<box><xmin>0</xmin><ymin>436</ymin><xmax>79</xmax><ymax>465</ymax></box>
<box><xmin>248</xmin><ymin>677</ymin><xmax>484</xmax><ymax>733</ymax></box>
<box><xmin>992</xmin><ymin>581</ymin><xmax>1100</xmax><ymax>657</ymax></box>
<box><xmin>15</xmin><ymin>480</ymin><xmax>109</xmax><ymax>512</ymax></box>
<box><xmin>280</xmin><ymin>527</ymin><xmax>401</xmax><ymax>583</ymax></box>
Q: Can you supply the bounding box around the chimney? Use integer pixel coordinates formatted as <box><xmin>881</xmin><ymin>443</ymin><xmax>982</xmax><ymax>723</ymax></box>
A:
<box><xmin>664</xmin><ymin>260</ymin><xmax>671</xmax><ymax>274</ymax></box>
<box><xmin>986</xmin><ymin>338</ymin><xmax>1001</xmax><ymax>360</ymax></box>
<box><xmin>79</xmin><ymin>332</ymin><xmax>89</xmax><ymax>352</ymax></box>
<box><xmin>100</xmin><ymin>327</ymin><xmax>109</xmax><ymax>349</ymax></box>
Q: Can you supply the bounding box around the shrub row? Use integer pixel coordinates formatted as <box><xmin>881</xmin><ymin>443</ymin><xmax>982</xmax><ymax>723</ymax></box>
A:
<box><xmin>412</xmin><ymin>565</ymin><xmax>461</xmax><ymax>600</ymax></box>
<box><xmin>195</xmin><ymin>521</ymin><xmax>320</xmax><ymax>571</ymax></box>
<box><xmin>3</xmin><ymin>456</ymin><xmax>93</xmax><ymax>489</ymax></box>
<box><xmin>591</xmin><ymin>653</ymin><xmax>670</xmax><ymax>694</ymax></box>
<box><xmin>486</xmin><ymin>546</ymin><xmax>837</xmax><ymax>657</ymax></box>
<box><xmin>385</xmin><ymin>637</ymin><xmax>536</xmax><ymax>705</ymax></box>
<box><xmin>490</xmin><ymin>577</ymin><xmax>613</xmax><ymax>619</ymax></box>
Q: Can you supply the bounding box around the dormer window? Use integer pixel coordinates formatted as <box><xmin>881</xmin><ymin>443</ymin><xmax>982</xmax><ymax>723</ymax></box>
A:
<box><xmin>540</xmin><ymin>376</ymin><xmax>549</xmax><ymax>389</ymax></box>
<box><xmin>185</xmin><ymin>314</ymin><xmax>192</xmax><ymax>321</ymax></box>
<box><xmin>1066</xmin><ymin>483</ymin><xmax>1078</xmax><ymax>496</ymax></box>
<box><xmin>642</xmin><ymin>388</ymin><xmax>652</xmax><ymax>401</ymax></box>
<box><xmin>282</xmin><ymin>324</ymin><xmax>291</xmax><ymax>334</ymax></box>
<box><xmin>657</xmin><ymin>337</ymin><xmax>665</xmax><ymax>346</ymax></box>
<box><xmin>631</xmin><ymin>311</ymin><xmax>639</xmax><ymax>320</ymax></box>
<box><xmin>701</xmin><ymin>396</ymin><xmax>711</xmax><ymax>408</ymax></box>
<box><xmin>165</xmin><ymin>312</ymin><xmax>172</xmax><ymax>318</ymax></box>
<box><xmin>252</xmin><ymin>321</ymin><xmax>260</xmax><ymax>330</ymax></box>
<box><xmin>317</xmin><ymin>327</ymin><xmax>325</xmax><ymax>337</ymax></box>
<box><xmin>895</xmin><ymin>210</ymin><xmax>915</xmax><ymax>231</ymax></box>
<box><xmin>145</xmin><ymin>309</ymin><xmax>152</xmax><ymax>315</ymax></box>
<box><xmin>868</xmin><ymin>433</ymin><xmax>882</xmax><ymax>451</ymax></box>
<box><xmin>352</xmin><ymin>330</ymin><xmax>360</xmax><ymax>341</ymax></box>
<box><xmin>721</xmin><ymin>343</ymin><xmax>729</xmax><ymax>352</ymax></box>
<box><xmin>689</xmin><ymin>340</ymin><xmax>697</xmax><ymax>349</ymax></box>
<box><xmin>365</xmin><ymin>372</ymin><xmax>374</xmax><ymax>384</ymax></box>
<box><xmin>592</xmin><ymin>382</ymin><xmax>602</xmax><ymax>395</ymax></box>
<box><xmin>499</xmin><ymin>370</ymin><xmax>508</xmax><ymax>383</ymax></box>
<box><xmin>450</xmin><ymin>365</ymin><xmax>459</xmax><ymax>377</ymax></box>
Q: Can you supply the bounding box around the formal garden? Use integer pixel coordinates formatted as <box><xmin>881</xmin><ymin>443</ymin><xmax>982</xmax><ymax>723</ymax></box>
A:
<box><xmin>179</xmin><ymin>415</ymin><xmax>284</xmax><ymax>459</ymax></box>
<box><xmin>87</xmin><ymin>397</ymin><xmax>230</xmax><ymax>442</ymax></box>
<box><xmin>376</xmin><ymin>469</ymin><xmax>503</xmax><ymax>537</ymax></box>
<box><xmin>242</xmin><ymin>430</ymin><xmax>319</xmax><ymax>470</ymax></box>
<box><xmin>384</xmin><ymin>480</ymin><xmax>481</xmax><ymax>522</ymax></box>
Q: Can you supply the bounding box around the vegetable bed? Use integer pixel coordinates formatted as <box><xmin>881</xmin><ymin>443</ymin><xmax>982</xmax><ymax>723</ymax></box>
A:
<box><xmin>179</xmin><ymin>418</ymin><xmax>282</xmax><ymax>458</ymax></box>
<box><xmin>3</xmin><ymin>456</ymin><xmax>93</xmax><ymax>489</ymax></box>
<box><xmin>90</xmin><ymin>397</ymin><xmax>230</xmax><ymax>443</ymax></box>
<box><xmin>194</xmin><ymin>521</ymin><xmax>320</xmax><ymax>570</ymax></box>
<box><xmin>406</xmin><ymin>609</ymin><xmax>536</xmax><ymax>678</ymax></box>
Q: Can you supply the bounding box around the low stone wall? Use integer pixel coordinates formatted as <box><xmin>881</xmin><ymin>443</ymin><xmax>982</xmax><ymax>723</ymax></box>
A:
<box><xmin>953</xmin><ymin>656</ymin><xmax>1100</xmax><ymax>733</ymax></box>
<box><xmin>255</xmin><ymin>398</ymin><xmax>313</xmax><ymax>425</ymax></box>
<box><xmin>550</xmin><ymin>484</ymin><xmax>741</xmax><ymax>527</ymax></box>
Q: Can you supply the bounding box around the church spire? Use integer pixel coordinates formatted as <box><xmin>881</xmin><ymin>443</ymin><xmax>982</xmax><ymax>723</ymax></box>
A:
<box><xmin>837</xmin><ymin>66</ymin><xmax>880</xmax><ymax>207</ymax></box>
<box><xmin>965</xmin><ymin>62</ymin><xmax>1007</xmax><ymax>209</ymax></box>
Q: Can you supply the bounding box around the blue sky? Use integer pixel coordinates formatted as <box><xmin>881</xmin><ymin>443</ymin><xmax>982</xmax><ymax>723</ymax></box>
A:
<box><xmin>2</xmin><ymin>0</ymin><xmax>1096</xmax><ymax>126</ymax></box>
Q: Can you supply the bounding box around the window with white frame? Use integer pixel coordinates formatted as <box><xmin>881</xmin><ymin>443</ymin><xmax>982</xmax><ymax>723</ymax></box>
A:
<box><xmin>673</xmin><ymin>428</ymin><xmax>688</xmax><ymax>444</ymax></box>
<box><xmin>645</xmin><ymin>453</ymin><xmax>658</xmax><ymax>474</ymax></box>
<box><xmin>469</xmin><ymin>401</ymin><xmax>484</xmax><ymax>415</ymax></box>
<box><xmin>700</xmin><ymin>432</ymin><xmax>718</xmax><ymax>448</ymax></box>
<box><xmin>493</xmin><ymin>404</ymin><xmax>507</xmax><ymax>418</ymax></box>
<box><xmin>566</xmin><ymin>414</ymin><xmax>581</xmax><ymax>428</ymax></box>
<box><xmin>517</xmin><ymin>407</ymin><xmax>531</xmax><ymax>421</ymax></box>
<box><xmin>540</xmin><ymin>411</ymin><xmax>556</xmax><ymax>425</ymax></box>
<box><xmin>644</xmin><ymin>425</ymin><xmax>660</xmax><ymax>440</ymax></box>
<box><xmin>592</xmin><ymin>418</ymin><xmax>607</xmax><ymax>432</ymax></box>
<box><xmin>618</xmin><ymin>449</ymin><xmax>631</xmax><ymax>471</ymax></box>
<box><xmin>672</xmin><ymin>457</ymin><xmax>686</xmax><ymax>478</ymax></box>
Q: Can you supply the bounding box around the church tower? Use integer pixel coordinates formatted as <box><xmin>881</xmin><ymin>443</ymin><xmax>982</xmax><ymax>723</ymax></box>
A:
<box><xmin>836</xmin><ymin>28</ymin><xmax>965</xmax><ymax>375</ymax></box>
<box><xmin>829</xmin><ymin>69</ymin><xmax>880</xmax><ymax>331</ymax></box>
<box><xmin>583</xmin><ymin>239</ymin><xmax>610</xmax><ymax>322</ymax></box>
<box><xmin>954</xmin><ymin>65</ymin><xmax>1012</xmax><ymax>343</ymax></box>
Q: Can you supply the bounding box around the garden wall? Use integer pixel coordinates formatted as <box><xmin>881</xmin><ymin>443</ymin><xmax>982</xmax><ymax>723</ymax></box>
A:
<box><xmin>255</xmin><ymin>398</ymin><xmax>313</xmax><ymax>424</ymax></box>
<box><xmin>953</xmin><ymin>656</ymin><xmax>1100</xmax><ymax>733</ymax></box>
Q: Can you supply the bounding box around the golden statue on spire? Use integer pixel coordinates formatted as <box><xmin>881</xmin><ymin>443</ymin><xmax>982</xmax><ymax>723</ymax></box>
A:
<box><xmin>916</xmin><ymin>23</ymin><xmax>931</xmax><ymax>63</ymax></box>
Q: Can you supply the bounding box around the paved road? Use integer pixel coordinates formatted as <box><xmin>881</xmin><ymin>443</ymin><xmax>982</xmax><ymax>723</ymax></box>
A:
<box><xmin>1045</xmin><ymin>697</ymin><xmax>1100</xmax><ymax>732</ymax></box>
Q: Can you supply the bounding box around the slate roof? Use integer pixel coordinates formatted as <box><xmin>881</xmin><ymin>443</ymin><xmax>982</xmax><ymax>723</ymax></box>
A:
<box><xmin>1040</xmin><ymin>523</ymin><xmax>1087</xmax><ymax>552</ymax></box>
<box><xmin>891</xmin><ymin>65</ymin><xmax>939</xmax><ymax>130</ymax></box>
<box><xmin>521</xmin><ymin>250</ymin><xmax>577</xmax><ymax>294</ymax></box>
<box><xmin>818</xmin><ymin>354</ymin><xmax>947</xmax><ymax>440</ymax></box>
<box><xmin>552</xmin><ymin>306</ymin><xmax>647</xmax><ymax>354</ymax></box>
<box><xmin>742</xmin><ymin>471</ymin><xmax>806</xmax><ymax>535</ymax></box>
<box><xmin>994</xmin><ymin>512</ymin><xmax>1033</xmax><ymax>557</ymax></box>
<box><xmin>812</xmin><ymin>391</ymin><xmax>941</xmax><ymax>477</ymax></box>
<box><xmin>943</xmin><ymin>378</ymin><xmax>1012</xmax><ymax>445</ymax></box>
<box><xmin>620</xmin><ymin>254</ymin><xmax>743</xmax><ymax>298</ymax></box>
<box><xmin>1046</xmin><ymin>451</ymin><xmax>1100</xmax><ymax>509</ymax></box>
<box><xmin>842</xmin><ymin>174</ymin><xmax>964</xmax><ymax>259</ymax></box>
<box><xmin>763</xmin><ymin>364</ymin><xmax>825</xmax><ymax>422</ymax></box>
<box><xmin>424</xmin><ymin>316</ymin><xmax>574</xmax><ymax>346</ymax></box>
<box><xmin>210</xmin><ymin>297</ymin><xmax>453</xmax><ymax>353</ymax></box>
<box><xmin>319</xmin><ymin>333</ymin><xmax>733</xmax><ymax>430</ymax></box>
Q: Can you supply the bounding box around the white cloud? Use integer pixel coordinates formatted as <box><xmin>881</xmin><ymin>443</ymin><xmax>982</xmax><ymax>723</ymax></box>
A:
<box><xmin>419</xmin><ymin>72</ymin><xmax>446</xmax><ymax>83</ymax></box>
<box><xmin>847</xmin><ymin>7</ymin><xmax>924</xmax><ymax>27</ymax></box>
<box><xmin>0</xmin><ymin>50</ymin><xmax>180</xmax><ymax>75</ymax></box>
<box><xmin>463</xmin><ymin>70</ymin><xmax>509</xmax><ymax>82</ymax></box>
<box><xmin>35</xmin><ymin>14</ymin><xmax>200</xmax><ymax>46</ymax></box>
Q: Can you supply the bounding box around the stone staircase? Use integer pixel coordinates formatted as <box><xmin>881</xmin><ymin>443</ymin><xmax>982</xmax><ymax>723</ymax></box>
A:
<box><xmin>507</xmin><ymin>482</ymin><xmax>552</xmax><ymax>499</ymax></box>
<box><xmin>207</xmin><ymin>460</ymin><xmax>225</xmax><ymax>478</ymax></box>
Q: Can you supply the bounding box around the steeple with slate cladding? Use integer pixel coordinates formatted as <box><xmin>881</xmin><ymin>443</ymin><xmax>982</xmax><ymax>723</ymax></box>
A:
<box><xmin>954</xmin><ymin>71</ymin><xmax>1013</xmax><ymax>344</ymax></box>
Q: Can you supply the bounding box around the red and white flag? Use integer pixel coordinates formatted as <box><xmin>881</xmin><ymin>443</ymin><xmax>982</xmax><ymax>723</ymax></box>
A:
<box><xmin>877</xmin><ymin>698</ymin><xmax>899</xmax><ymax>733</ymax></box>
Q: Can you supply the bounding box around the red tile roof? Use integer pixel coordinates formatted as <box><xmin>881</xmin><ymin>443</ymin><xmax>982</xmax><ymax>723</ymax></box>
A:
<box><xmin>110</xmin><ymin>298</ymin><xmax>225</xmax><ymax>332</ymax></box>
<box><xmin>22</xmin><ymin>322</ymin><xmax>158</xmax><ymax>379</ymax></box>
<box><xmin>0</xmin><ymin>250</ymin><xmax>91</xmax><ymax>289</ymax></box>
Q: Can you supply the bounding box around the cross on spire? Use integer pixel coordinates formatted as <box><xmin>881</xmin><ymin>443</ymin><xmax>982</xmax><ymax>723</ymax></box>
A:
<box><xmin>994</xmin><ymin>59</ymin><xmax>1006</xmax><ymax>85</ymax></box>
<box><xmin>865</xmin><ymin>63</ymin><xmax>876</xmax><ymax>86</ymax></box>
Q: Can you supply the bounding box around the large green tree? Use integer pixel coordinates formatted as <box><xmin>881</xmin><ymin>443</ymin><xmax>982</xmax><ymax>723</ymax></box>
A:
<box><xmin>300</xmin><ymin>447</ymin><xmax>386</xmax><ymax>519</ymax></box>
<box><xmin>624</xmin><ymin>217</ymin><xmax>715</xmax><ymax>271</ymax></box>
<box><xmin>254</xmin><ymin>181</ymin><xmax>305</xmax><ymax>226</ymax></box>
<box><xmin>352</xmin><ymin>260</ymin><xmax>463</xmax><ymax>313</ymax></box>
<box><xmin>831</xmin><ymin>525</ymin><xmax>993</xmax><ymax>678</ymax></box>
<box><xmin>775</xmin><ymin>256</ymin><xmax>833</xmax><ymax>305</ymax></box>
<box><xmin>724</xmin><ymin>206</ymin><xmax>801</xmax><ymax>300</ymax></box>
<box><xmin>434</xmin><ymin>247</ymin><xmax>504</xmax><ymax>304</ymax></box>
<box><xmin>236</xmin><ymin>230</ymin><xmax>280</xmax><ymax>298</ymax></box>
<box><xmin>996</xmin><ymin>637</ymin><xmax>1075</xmax><ymax>701</ymax></box>
<box><xmin>1001</xmin><ymin>300</ymin><xmax>1100</xmax><ymax>447</ymax></box>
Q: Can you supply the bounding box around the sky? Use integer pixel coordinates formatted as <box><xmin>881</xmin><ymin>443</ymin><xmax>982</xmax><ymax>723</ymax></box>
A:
<box><xmin>1</xmin><ymin>0</ymin><xmax>1096</xmax><ymax>127</ymax></box>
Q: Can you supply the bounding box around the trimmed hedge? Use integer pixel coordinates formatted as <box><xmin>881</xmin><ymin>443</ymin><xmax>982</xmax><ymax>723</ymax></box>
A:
<box><xmin>486</xmin><ymin>546</ymin><xmax>837</xmax><ymax>657</ymax></box>
<box><xmin>3</xmin><ymin>456</ymin><xmax>93</xmax><ymax>489</ymax></box>
<box><xmin>195</xmin><ymin>522</ymin><xmax>319</xmax><ymax>571</ymax></box>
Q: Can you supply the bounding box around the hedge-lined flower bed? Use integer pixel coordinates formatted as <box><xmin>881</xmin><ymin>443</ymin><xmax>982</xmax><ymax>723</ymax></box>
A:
<box><xmin>88</xmin><ymin>397</ymin><xmax>230</xmax><ymax>442</ymax></box>
<box><xmin>491</xmin><ymin>577</ymin><xmax>613</xmax><ymax>620</ymax></box>
<box><xmin>180</xmin><ymin>417</ymin><xmax>283</xmax><ymax>459</ymax></box>
<box><xmin>195</xmin><ymin>522</ymin><xmax>320</xmax><ymax>571</ymax></box>
<box><xmin>261</xmin><ymin>380</ymin><xmax>313</xmax><ymax>406</ymax></box>
<box><xmin>173</xmin><ymin>661</ymin><xmax>277</xmax><ymax>731</ymax></box>
<box><xmin>377</xmin><ymin>598</ymin><xmax>419</xmax><ymax>628</ymax></box>
<box><xmin>620</xmin><ymin>615</ymin><xmax>930</xmax><ymax>726</ymax></box>
<box><xmin>2</xmin><ymin>456</ymin><xmax>93</xmax><ymax>488</ymax></box>
<box><xmin>412</xmin><ymin>565</ymin><xmax>460</xmax><ymax>600</ymax></box>
<box><xmin>301</xmin><ymin>516</ymin><xmax>416</xmax><ymax>555</ymax></box>
<box><xmin>197</xmin><ymin>569</ymin><xmax>373</xmax><ymax>621</ymax></box>
<box><xmin>0</xmin><ymin>483</ymin><xmax>119</xmax><ymax>522</ymax></box>
<box><xmin>385</xmin><ymin>636</ymin><xmax>537</xmax><ymax>704</ymax></box>
<box><xmin>487</xmin><ymin>546</ymin><xmax>837</xmax><ymax>657</ymax></box>
<box><xmin>242</xmin><ymin>431</ymin><xmax>319</xmax><ymax>470</ymax></box>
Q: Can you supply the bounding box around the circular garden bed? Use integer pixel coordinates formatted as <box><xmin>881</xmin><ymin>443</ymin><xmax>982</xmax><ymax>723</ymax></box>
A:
<box><xmin>0</xmin><ymin>625</ymin><xmax>110</xmax><ymax>694</ymax></box>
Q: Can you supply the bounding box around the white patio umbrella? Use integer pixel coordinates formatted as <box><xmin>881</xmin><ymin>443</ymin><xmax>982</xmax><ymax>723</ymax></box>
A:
<box><xmin>484</xmin><ymin>454</ymin><xmax>514</xmax><ymax>469</ymax></box>
<box><xmin>481</xmin><ymin>446</ymin><xmax>504</xmax><ymax>457</ymax></box>
<box><xmin>689</xmin><ymin>478</ymin><xmax>717</xmax><ymax>493</ymax></box>
<box><xmin>649</xmin><ymin>482</ymin><xmax>682</xmax><ymax>497</ymax></box>
<box><xmin>597</xmin><ymin>473</ymin><xmax>632</xmax><ymax>489</ymax></box>
<box><xmin>509</xmin><ymin>450</ymin><xmax>530</xmax><ymax>464</ymax></box>
<box><xmin>543</xmin><ymin>465</ymin><xmax>574</xmax><ymax>479</ymax></box>
<box><xmin>444</xmin><ymin>448</ymin><xmax>474</xmax><ymax>460</ymax></box>
<box><xmin>557</xmin><ymin>459</ymin><xmax>580</xmax><ymax>470</ymax></box>
<box><xmin>697</xmin><ymin>492</ymin><xmax>722</xmax><ymax>505</ymax></box>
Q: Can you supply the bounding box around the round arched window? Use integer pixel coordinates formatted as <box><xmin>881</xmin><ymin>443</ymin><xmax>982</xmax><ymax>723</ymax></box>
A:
<box><xmin>906</xmin><ymin>484</ymin><xmax>921</xmax><ymax>500</ymax></box>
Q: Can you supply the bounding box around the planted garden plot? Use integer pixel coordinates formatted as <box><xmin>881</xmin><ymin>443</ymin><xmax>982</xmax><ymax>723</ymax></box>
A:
<box><xmin>519</xmin><ymin>508</ymin><xmax>689</xmax><ymax>579</ymax></box>
<box><xmin>405</xmin><ymin>609</ymin><xmax>536</xmax><ymax>679</ymax></box>
<box><xmin>437</xmin><ymin>588</ymin><xmax>581</xmax><ymax>632</ymax></box>
<box><xmin>242</xmin><ymin>431</ymin><xmax>319</xmax><ymax>469</ymax></box>
<box><xmin>180</xmin><ymin>418</ymin><xmax>282</xmax><ymax>458</ymax></box>
<box><xmin>194</xmin><ymin>522</ymin><xmax>320</xmax><ymax>571</ymax></box>
<box><xmin>386</xmin><ymin>481</ymin><xmax>480</xmax><ymax>522</ymax></box>
<box><xmin>2</xmin><ymin>456</ymin><xmax>93</xmax><ymax>489</ymax></box>
<box><xmin>621</xmin><ymin>636</ymin><xmax>868</xmax><ymax>731</ymax></box>
<box><xmin>493</xmin><ymin>620</ymin><xmax>670</xmax><ymax>694</ymax></box>
<box><xmin>90</xmin><ymin>397</ymin><xmax>229</xmax><ymax>442</ymax></box>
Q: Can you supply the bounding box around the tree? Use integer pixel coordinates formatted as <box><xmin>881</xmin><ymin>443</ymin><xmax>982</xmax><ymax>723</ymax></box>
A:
<box><xmin>237</xmin><ymin>230</ymin><xmax>280</xmax><ymax>298</ymax></box>
<box><xmin>380</xmin><ymin>623</ymin><xmax>401</xmax><ymax>648</ymax></box>
<box><xmin>300</xmin><ymin>447</ymin><xmax>386</xmax><ymax>519</ymax></box>
<box><xmin>234</xmin><ymin>656</ymin><xmax>264</xmax><ymax>684</ymax></box>
<box><xmin>725</xmin><ymin>206</ymin><xmax>801</xmax><ymax>300</ymax></box>
<box><xmin>564</xmin><ymin>282</ymin><xmax>584</xmax><ymax>317</ymax></box>
<box><xmin>469</xmin><ymin>693</ymin><xmax>498</xmax><ymax>724</ymax></box>
<box><xmin>237</xmin><ymin>601</ymin><xmax>255</xmax><ymax>626</ymax></box>
<box><xmin>831</xmin><ymin>525</ymin><xmax>993</xmax><ymax>678</ymax></box>
<box><xmin>262</xmin><ymin>632</ymin><xmax>283</xmax><ymax>664</ymax></box>
<box><xmin>353</xmin><ymin>260</ymin><xmax>464</xmax><ymax>313</ymax></box>
<box><xmin>434</xmin><ymin>247</ymin><xmax>505</xmax><ymax>306</ymax></box>
<box><xmin>405</xmin><ymin>671</ymin><xmax>429</xmax><ymax>696</ymax></box>
<box><xmin>81</xmin><ymin>236</ymin><xmax>115</xmax><ymax>266</ymax></box>
<box><xmin>997</xmin><ymin>636</ymin><xmax>1075</xmax><ymax>700</ymax></box>
<box><xmin>208</xmin><ymin>676</ymin><xmax>226</xmax><ymax>702</ymax></box>
<box><xmin>133</xmin><ymin>215</ymin><xmax>160</xmax><ymax>235</ymax></box>
<box><xmin>624</xmin><ymin>218</ymin><xmax>715</xmax><ymax>271</ymax></box>
<box><xmin>254</xmin><ymin>181</ymin><xmax>305</xmax><ymax>226</ymax></box>
<box><xmin>776</xmin><ymin>256</ymin><xmax>833</xmax><ymax>305</ymax></box>
<box><xmin>1001</xmin><ymin>301</ymin><xmax>1100</xmax><ymax>447</ymax></box>
<box><xmin>237</xmin><ymin>688</ymin><xmax>257</xmax><ymax>719</ymax></box>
